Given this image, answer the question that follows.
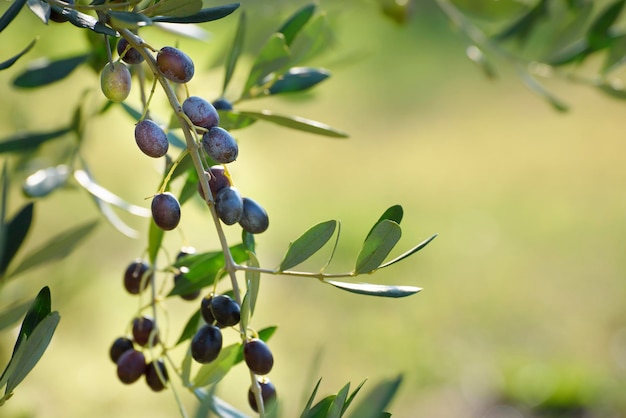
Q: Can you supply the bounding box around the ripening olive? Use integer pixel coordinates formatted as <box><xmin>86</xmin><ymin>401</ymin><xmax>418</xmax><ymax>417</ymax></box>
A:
<box><xmin>183</xmin><ymin>96</ymin><xmax>219</xmax><ymax>130</ymax></box>
<box><xmin>156</xmin><ymin>46</ymin><xmax>194</xmax><ymax>83</ymax></box>
<box><xmin>202</xmin><ymin>127</ymin><xmax>238</xmax><ymax>164</ymax></box>
<box><xmin>135</xmin><ymin>119</ymin><xmax>169</xmax><ymax>158</ymax></box>
<box><xmin>100</xmin><ymin>61</ymin><xmax>131</xmax><ymax>103</ymax></box>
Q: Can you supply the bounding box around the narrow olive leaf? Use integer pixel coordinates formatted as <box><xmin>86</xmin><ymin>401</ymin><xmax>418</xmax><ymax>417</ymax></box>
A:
<box><xmin>206</xmin><ymin>394</ymin><xmax>250</xmax><ymax>418</ymax></box>
<box><xmin>26</xmin><ymin>0</ymin><xmax>50</xmax><ymax>23</ymax></box>
<box><xmin>242</xmin><ymin>33</ymin><xmax>291</xmax><ymax>95</ymax></box>
<box><xmin>300</xmin><ymin>378</ymin><xmax>323</xmax><ymax>417</ymax></box>
<box><xmin>181</xmin><ymin>347</ymin><xmax>193</xmax><ymax>387</ymax></box>
<box><xmin>223</xmin><ymin>10</ymin><xmax>246</xmax><ymax>94</ymax></box>
<box><xmin>166</xmin><ymin>131</ymin><xmax>187</xmax><ymax>149</ymax></box>
<box><xmin>176</xmin><ymin>309</ymin><xmax>201</xmax><ymax>346</ymax></box>
<box><xmin>148</xmin><ymin>220</ymin><xmax>164</xmax><ymax>264</ymax></box>
<box><xmin>587</xmin><ymin>0</ymin><xmax>626</xmax><ymax>50</ymax></box>
<box><xmin>278</xmin><ymin>3</ymin><xmax>316</xmax><ymax>46</ymax></box>
<box><xmin>493</xmin><ymin>0</ymin><xmax>549</xmax><ymax>43</ymax></box>
<box><xmin>178</xmin><ymin>169</ymin><xmax>199</xmax><ymax>205</ymax></box>
<box><xmin>245</xmin><ymin>252</ymin><xmax>260</xmax><ymax>317</ymax></box>
<box><xmin>466</xmin><ymin>45</ymin><xmax>497</xmax><ymax>79</ymax></box>
<box><xmin>86</xmin><ymin>190</ymin><xmax>139</xmax><ymax>238</ymax></box>
<box><xmin>13</xmin><ymin>54</ymin><xmax>89</xmax><ymax>88</ymax></box>
<box><xmin>56</xmin><ymin>8</ymin><xmax>117</xmax><ymax>35</ymax></box>
<box><xmin>327</xmin><ymin>382</ymin><xmax>350</xmax><ymax>418</ymax></box>
<box><xmin>0</xmin><ymin>300</ymin><xmax>32</xmax><ymax>332</ymax></box>
<box><xmin>238</xmin><ymin>110</ymin><xmax>348</xmax><ymax>138</ymax></box>
<box><xmin>289</xmin><ymin>13</ymin><xmax>333</xmax><ymax>65</ymax></box>
<box><xmin>0</xmin><ymin>0</ymin><xmax>27</xmax><ymax>32</ymax></box>
<box><xmin>304</xmin><ymin>395</ymin><xmax>336</xmax><ymax>418</ymax></box>
<box><xmin>267</xmin><ymin>67</ymin><xmax>330</xmax><ymax>95</ymax></box>
<box><xmin>7</xmin><ymin>220</ymin><xmax>98</xmax><ymax>278</ymax></box>
<box><xmin>193</xmin><ymin>342</ymin><xmax>240</xmax><ymax>387</ymax></box>
<box><xmin>346</xmin><ymin>375</ymin><xmax>402</xmax><ymax>418</ymax></box>
<box><xmin>23</xmin><ymin>165</ymin><xmax>70</xmax><ymax>198</ymax></box>
<box><xmin>74</xmin><ymin>170</ymin><xmax>150</xmax><ymax>217</ymax></box>
<box><xmin>355</xmin><ymin>220</ymin><xmax>401</xmax><ymax>275</ymax></box>
<box><xmin>146</xmin><ymin>0</ymin><xmax>202</xmax><ymax>18</ymax></box>
<box><xmin>279</xmin><ymin>220</ymin><xmax>337</xmax><ymax>271</ymax></box>
<box><xmin>217</xmin><ymin>110</ymin><xmax>258</xmax><ymax>131</ymax></box>
<box><xmin>0</xmin><ymin>203</ymin><xmax>33</xmax><ymax>276</ymax></box>
<box><xmin>14</xmin><ymin>286</ymin><xmax>51</xmax><ymax>351</ymax></box>
<box><xmin>5</xmin><ymin>312</ymin><xmax>59</xmax><ymax>395</ymax></box>
<box><xmin>597</xmin><ymin>82</ymin><xmax>626</xmax><ymax>99</ymax></box>
<box><xmin>153</xmin><ymin>22</ymin><xmax>209</xmax><ymax>40</ymax></box>
<box><xmin>377</xmin><ymin>233</ymin><xmax>437</xmax><ymax>270</ymax></box>
<box><xmin>108</xmin><ymin>11</ymin><xmax>152</xmax><ymax>29</ymax></box>
<box><xmin>544</xmin><ymin>39</ymin><xmax>592</xmax><ymax>66</ymax></box>
<box><xmin>365</xmin><ymin>205</ymin><xmax>403</xmax><ymax>241</ymax></box>
<box><xmin>242</xmin><ymin>230</ymin><xmax>255</xmax><ymax>253</ymax></box>
<box><xmin>0</xmin><ymin>163</ymin><xmax>7</xmax><ymax>274</ymax></box>
<box><xmin>342</xmin><ymin>379</ymin><xmax>367</xmax><ymax>416</ymax></box>
<box><xmin>324</xmin><ymin>280</ymin><xmax>421</xmax><ymax>298</ymax></box>
<box><xmin>517</xmin><ymin>68</ymin><xmax>569</xmax><ymax>112</ymax></box>
<box><xmin>602</xmin><ymin>35</ymin><xmax>626</xmax><ymax>73</ymax></box>
<box><xmin>0</xmin><ymin>127</ymin><xmax>71</xmax><ymax>154</ymax></box>
<box><xmin>0</xmin><ymin>39</ymin><xmax>37</xmax><ymax>71</ymax></box>
<box><xmin>151</xmin><ymin>3</ymin><xmax>240</xmax><ymax>24</ymax></box>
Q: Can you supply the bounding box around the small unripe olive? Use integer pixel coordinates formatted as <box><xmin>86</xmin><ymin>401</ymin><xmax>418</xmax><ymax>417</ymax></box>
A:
<box><xmin>156</xmin><ymin>46</ymin><xmax>194</xmax><ymax>83</ymax></box>
<box><xmin>135</xmin><ymin>119</ymin><xmax>169</xmax><ymax>158</ymax></box>
<box><xmin>151</xmin><ymin>192</ymin><xmax>181</xmax><ymax>231</ymax></box>
<box><xmin>100</xmin><ymin>61</ymin><xmax>131</xmax><ymax>102</ymax></box>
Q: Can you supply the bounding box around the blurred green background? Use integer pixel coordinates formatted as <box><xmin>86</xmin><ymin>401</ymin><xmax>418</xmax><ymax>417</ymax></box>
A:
<box><xmin>1</xmin><ymin>1</ymin><xmax>626</xmax><ymax>417</ymax></box>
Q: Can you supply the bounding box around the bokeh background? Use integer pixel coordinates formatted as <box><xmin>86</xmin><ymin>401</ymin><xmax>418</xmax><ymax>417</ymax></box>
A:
<box><xmin>1</xmin><ymin>1</ymin><xmax>626</xmax><ymax>417</ymax></box>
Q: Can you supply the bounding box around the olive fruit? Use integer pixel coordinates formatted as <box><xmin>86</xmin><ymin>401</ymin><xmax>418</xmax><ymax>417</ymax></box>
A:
<box><xmin>183</xmin><ymin>96</ymin><xmax>219</xmax><ymax>130</ymax></box>
<box><xmin>145</xmin><ymin>359</ymin><xmax>168</xmax><ymax>392</ymax></box>
<box><xmin>49</xmin><ymin>0</ymin><xmax>73</xmax><ymax>23</ymax></box>
<box><xmin>174</xmin><ymin>267</ymin><xmax>200</xmax><ymax>301</ymax></box>
<box><xmin>135</xmin><ymin>119</ymin><xmax>169</xmax><ymax>158</ymax></box>
<box><xmin>191</xmin><ymin>324</ymin><xmax>222</xmax><ymax>364</ymax></box>
<box><xmin>132</xmin><ymin>316</ymin><xmax>158</xmax><ymax>347</ymax></box>
<box><xmin>202</xmin><ymin>127</ymin><xmax>238</xmax><ymax>164</ymax></box>
<box><xmin>100</xmin><ymin>61</ymin><xmax>131</xmax><ymax>103</ymax></box>
<box><xmin>156</xmin><ymin>46</ymin><xmax>194</xmax><ymax>83</ymax></box>
<box><xmin>239</xmin><ymin>197</ymin><xmax>269</xmax><ymax>234</ymax></box>
<box><xmin>214</xmin><ymin>187</ymin><xmax>243</xmax><ymax>225</ymax></box>
<box><xmin>116</xmin><ymin>349</ymin><xmax>146</xmax><ymax>384</ymax></box>
<box><xmin>151</xmin><ymin>192</ymin><xmax>181</xmax><ymax>231</ymax></box>
<box><xmin>244</xmin><ymin>338</ymin><xmax>274</xmax><ymax>375</ymax></box>
<box><xmin>198</xmin><ymin>166</ymin><xmax>231</xmax><ymax>200</ymax></box>
<box><xmin>201</xmin><ymin>295</ymin><xmax>240</xmax><ymax>327</ymax></box>
<box><xmin>200</xmin><ymin>295</ymin><xmax>216</xmax><ymax>325</ymax></box>
<box><xmin>212</xmin><ymin>98</ymin><xmax>233</xmax><ymax>111</ymax></box>
<box><xmin>117</xmin><ymin>38</ymin><xmax>144</xmax><ymax>64</ymax></box>
<box><xmin>124</xmin><ymin>259</ymin><xmax>152</xmax><ymax>295</ymax></box>
<box><xmin>109</xmin><ymin>337</ymin><xmax>134</xmax><ymax>363</ymax></box>
<box><xmin>248</xmin><ymin>377</ymin><xmax>277</xmax><ymax>413</ymax></box>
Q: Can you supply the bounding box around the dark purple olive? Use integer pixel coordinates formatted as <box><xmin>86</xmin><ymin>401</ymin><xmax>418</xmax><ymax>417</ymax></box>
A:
<box><xmin>135</xmin><ymin>119</ymin><xmax>169</xmax><ymax>158</ymax></box>
<box><xmin>132</xmin><ymin>316</ymin><xmax>159</xmax><ymax>347</ymax></box>
<box><xmin>183</xmin><ymin>96</ymin><xmax>219</xmax><ymax>130</ymax></box>
<box><xmin>191</xmin><ymin>324</ymin><xmax>222</xmax><ymax>364</ymax></box>
<box><xmin>151</xmin><ymin>192</ymin><xmax>181</xmax><ymax>231</ymax></box>
<box><xmin>145</xmin><ymin>359</ymin><xmax>168</xmax><ymax>392</ymax></box>
<box><xmin>214</xmin><ymin>187</ymin><xmax>243</xmax><ymax>225</ymax></box>
<box><xmin>117</xmin><ymin>38</ymin><xmax>144</xmax><ymax>64</ymax></box>
<box><xmin>109</xmin><ymin>337</ymin><xmax>134</xmax><ymax>363</ymax></box>
<box><xmin>244</xmin><ymin>338</ymin><xmax>274</xmax><ymax>375</ymax></box>
<box><xmin>248</xmin><ymin>377</ymin><xmax>277</xmax><ymax>413</ymax></box>
<box><xmin>202</xmin><ymin>127</ymin><xmax>238</xmax><ymax>164</ymax></box>
<box><xmin>239</xmin><ymin>197</ymin><xmax>269</xmax><ymax>234</ymax></box>
<box><xmin>116</xmin><ymin>349</ymin><xmax>146</xmax><ymax>384</ymax></box>
<box><xmin>156</xmin><ymin>46</ymin><xmax>194</xmax><ymax>83</ymax></box>
<box><xmin>124</xmin><ymin>259</ymin><xmax>152</xmax><ymax>295</ymax></box>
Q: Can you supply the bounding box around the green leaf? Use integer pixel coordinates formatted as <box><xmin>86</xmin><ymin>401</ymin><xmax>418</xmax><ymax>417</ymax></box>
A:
<box><xmin>238</xmin><ymin>110</ymin><xmax>348</xmax><ymax>138</ymax></box>
<box><xmin>7</xmin><ymin>220</ymin><xmax>98</xmax><ymax>278</ymax></box>
<box><xmin>587</xmin><ymin>0</ymin><xmax>626</xmax><ymax>50</ymax></box>
<box><xmin>493</xmin><ymin>0</ymin><xmax>549</xmax><ymax>43</ymax></box>
<box><xmin>300</xmin><ymin>378</ymin><xmax>323</xmax><ymax>417</ymax></box>
<box><xmin>148</xmin><ymin>220</ymin><xmax>164</xmax><ymax>264</ymax></box>
<box><xmin>108</xmin><ymin>11</ymin><xmax>152</xmax><ymax>29</ymax></box>
<box><xmin>289</xmin><ymin>13</ymin><xmax>333</xmax><ymax>65</ymax></box>
<box><xmin>176</xmin><ymin>309</ymin><xmax>201</xmax><ymax>346</ymax></box>
<box><xmin>223</xmin><ymin>10</ymin><xmax>246</xmax><ymax>94</ymax></box>
<box><xmin>193</xmin><ymin>342</ymin><xmax>240</xmax><ymax>387</ymax></box>
<box><xmin>0</xmin><ymin>300</ymin><xmax>32</xmax><ymax>332</ymax></box>
<box><xmin>596</xmin><ymin>81</ymin><xmax>626</xmax><ymax>99</ymax></box>
<box><xmin>465</xmin><ymin>45</ymin><xmax>497</xmax><ymax>79</ymax></box>
<box><xmin>346</xmin><ymin>375</ymin><xmax>402</xmax><ymax>418</ymax></box>
<box><xmin>243</xmin><ymin>33</ymin><xmax>291</xmax><ymax>96</ymax></box>
<box><xmin>54</xmin><ymin>7</ymin><xmax>117</xmax><ymax>36</ymax></box>
<box><xmin>13</xmin><ymin>54</ymin><xmax>89</xmax><ymax>88</ymax></box>
<box><xmin>0</xmin><ymin>0</ymin><xmax>27</xmax><ymax>32</ymax></box>
<box><xmin>355</xmin><ymin>220</ymin><xmax>401</xmax><ymax>274</ymax></box>
<box><xmin>377</xmin><ymin>233</ymin><xmax>437</xmax><ymax>269</ymax></box>
<box><xmin>517</xmin><ymin>68</ymin><xmax>569</xmax><ymax>112</ymax></box>
<box><xmin>365</xmin><ymin>205</ymin><xmax>403</xmax><ymax>241</ymax></box>
<box><xmin>27</xmin><ymin>0</ymin><xmax>50</xmax><ymax>23</ymax></box>
<box><xmin>147</xmin><ymin>0</ymin><xmax>202</xmax><ymax>18</ymax></box>
<box><xmin>0</xmin><ymin>203</ymin><xmax>33</xmax><ymax>276</ymax></box>
<box><xmin>242</xmin><ymin>230</ymin><xmax>255</xmax><ymax>253</ymax></box>
<box><xmin>0</xmin><ymin>163</ymin><xmax>7</xmax><ymax>275</ymax></box>
<box><xmin>278</xmin><ymin>3</ymin><xmax>316</xmax><ymax>46</ymax></box>
<box><xmin>217</xmin><ymin>110</ymin><xmax>258</xmax><ymax>131</ymax></box>
<box><xmin>0</xmin><ymin>127</ymin><xmax>71</xmax><ymax>154</ymax></box>
<box><xmin>0</xmin><ymin>39</ymin><xmax>37</xmax><ymax>71</ymax></box>
<box><xmin>178</xmin><ymin>169</ymin><xmax>200</xmax><ymax>205</ymax></box>
<box><xmin>279</xmin><ymin>220</ymin><xmax>337</xmax><ymax>271</ymax></box>
<box><xmin>324</xmin><ymin>280</ymin><xmax>421</xmax><ymax>298</ymax></box>
<box><xmin>267</xmin><ymin>67</ymin><xmax>330</xmax><ymax>95</ymax></box>
<box><xmin>602</xmin><ymin>34</ymin><xmax>626</xmax><ymax>73</ymax></box>
<box><xmin>304</xmin><ymin>395</ymin><xmax>336</xmax><ymax>418</ymax></box>
<box><xmin>151</xmin><ymin>3</ymin><xmax>240</xmax><ymax>24</ymax></box>
<box><xmin>205</xmin><ymin>393</ymin><xmax>250</xmax><ymax>418</ymax></box>
<box><xmin>328</xmin><ymin>382</ymin><xmax>350</xmax><ymax>418</ymax></box>
<box><xmin>244</xmin><ymin>252</ymin><xmax>260</xmax><ymax>322</ymax></box>
<box><xmin>14</xmin><ymin>286</ymin><xmax>51</xmax><ymax>350</ymax></box>
<box><xmin>342</xmin><ymin>379</ymin><xmax>367</xmax><ymax>416</ymax></box>
<box><xmin>22</xmin><ymin>165</ymin><xmax>70</xmax><ymax>198</ymax></box>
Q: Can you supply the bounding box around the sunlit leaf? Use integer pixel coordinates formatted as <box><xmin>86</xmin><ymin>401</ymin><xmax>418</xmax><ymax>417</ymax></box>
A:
<box><xmin>148</xmin><ymin>220</ymin><xmax>164</xmax><ymax>264</ymax></box>
<box><xmin>147</xmin><ymin>0</ymin><xmax>202</xmax><ymax>18</ymax></box>
<box><xmin>7</xmin><ymin>221</ymin><xmax>98</xmax><ymax>278</ymax></box>
<box><xmin>517</xmin><ymin>68</ymin><xmax>569</xmax><ymax>112</ymax></box>
<box><xmin>278</xmin><ymin>3</ymin><xmax>316</xmax><ymax>46</ymax></box>
<box><xmin>74</xmin><ymin>170</ymin><xmax>150</xmax><ymax>217</ymax></box>
<box><xmin>0</xmin><ymin>127</ymin><xmax>71</xmax><ymax>154</ymax></box>
<box><xmin>13</xmin><ymin>54</ymin><xmax>89</xmax><ymax>88</ymax></box>
<box><xmin>587</xmin><ymin>0</ymin><xmax>625</xmax><ymax>50</ymax></box>
<box><xmin>267</xmin><ymin>67</ymin><xmax>330</xmax><ymax>95</ymax></box>
<box><xmin>22</xmin><ymin>165</ymin><xmax>70</xmax><ymax>198</ymax></box>
<box><xmin>108</xmin><ymin>11</ymin><xmax>152</xmax><ymax>29</ymax></box>
<box><xmin>193</xmin><ymin>342</ymin><xmax>240</xmax><ymax>387</ymax></box>
<box><xmin>346</xmin><ymin>375</ymin><xmax>402</xmax><ymax>418</ymax></box>
<box><xmin>279</xmin><ymin>220</ymin><xmax>337</xmax><ymax>271</ymax></box>
<box><xmin>324</xmin><ymin>280</ymin><xmax>421</xmax><ymax>298</ymax></box>
<box><xmin>243</xmin><ymin>33</ymin><xmax>291</xmax><ymax>96</ymax></box>
<box><xmin>377</xmin><ymin>233</ymin><xmax>437</xmax><ymax>270</ymax></box>
<box><xmin>0</xmin><ymin>39</ymin><xmax>37</xmax><ymax>71</ymax></box>
<box><xmin>327</xmin><ymin>382</ymin><xmax>350</xmax><ymax>418</ymax></box>
<box><xmin>153</xmin><ymin>22</ymin><xmax>209</xmax><ymax>40</ymax></box>
<box><xmin>0</xmin><ymin>203</ymin><xmax>33</xmax><ymax>276</ymax></box>
<box><xmin>300</xmin><ymin>378</ymin><xmax>323</xmax><ymax>417</ymax></box>
<box><xmin>238</xmin><ymin>110</ymin><xmax>348</xmax><ymax>138</ymax></box>
<box><xmin>151</xmin><ymin>3</ymin><xmax>239</xmax><ymax>24</ymax></box>
<box><xmin>0</xmin><ymin>0</ymin><xmax>27</xmax><ymax>32</ymax></box>
<box><xmin>355</xmin><ymin>220</ymin><xmax>401</xmax><ymax>274</ymax></box>
<box><xmin>365</xmin><ymin>205</ymin><xmax>403</xmax><ymax>241</ymax></box>
<box><xmin>27</xmin><ymin>0</ymin><xmax>50</xmax><ymax>23</ymax></box>
<box><xmin>223</xmin><ymin>10</ymin><xmax>246</xmax><ymax>94</ymax></box>
<box><xmin>176</xmin><ymin>309</ymin><xmax>201</xmax><ymax>346</ymax></box>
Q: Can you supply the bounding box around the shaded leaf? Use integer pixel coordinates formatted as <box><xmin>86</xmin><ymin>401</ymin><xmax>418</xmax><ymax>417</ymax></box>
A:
<box><xmin>238</xmin><ymin>110</ymin><xmax>348</xmax><ymax>138</ymax></box>
<box><xmin>108</xmin><ymin>11</ymin><xmax>152</xmax><ymax>29</ymax></box>
<box><xmin>267</xmin><ymin>67</ymin><xmax>330</xmax><ymax>95</ymax></box>
<box><xmin>243</xmin><ymin>33</ymin><xmax>291</xmax><ymax>96</ymax></box>
<box><xmin>278</xmin><ymin>3</ymin><xmax>316</xmax><ymax>46</ymax></box>
<box><xmin>244</xmin><ymin>252</ymin><xmax>260</xmax><ymax>321</ymax></box>
<box><xmin>147</xmin><ymin>0</ymin><xmax>202</xmax><ymax>18</ymax></box>
<box><xmin>279</xmin><ymin>220</ymin><xmax>337</xmax><ymax>271</ymax></box>
<box><xmin>493</xmin><ymin>0</ymin><xmax>549</xmax><ymax>43</ymax></box>
<box><xmin>74</xmin><ymin>170</ymin><xmax>150</xmax><ymax>217</ymax></box>
<box><xmin>166</xmin><ymin>131</ymin><xmax>187</xmax><ymax>149</ymax></box>
<box><xmin>13</xmin><ymin>54</ymin><xmax>89</xmax><ymax>88</ymax></box>
<box><xmin>7</xmin><ymin>221</ymin><xmax>98</xmax><ymax>278</ymax></box>
<box><xmin>346</xmin><ymin>375</ymin><xmax>402</xmax><ymax>418</ymax></box>
<box><xmin>55</xmin><ymin>8</ymin><xmax>118</xmax><ymax>35</ymax></box>
<box><xmin>13</xmin><ymin>286</ymin><xmax>51</xmax><ymax>352</ymax></box>
<box><xmin>0</xmin><ymin>0</ymin><xmax>27</xmax><ymax>32</ymax></box>
<box><xmin>300</xmin><ymin>378</ymin><xmax>323</xmax><ymax>418</ymax></box>
<box><xmin>0</xmin><ymin>300</ymin><xmax>32</xmax><ymax>332</ymax></box>
<box><xmin>544</xmin><ymin>38</ymin><xmax>592</xmax><ymax>66</ymax></box>
<box><xmin>0</xmin><ymin>203</ymin><xmax>33</xmax><ymax>276</ymax></box>
<box><xmin>365</xmin><ymin>205</ymin><xmax>403</xmax><ymax>241</ymax></box>
<box><xmin>587</xmin><ymin>0</ymin><xmax>625</xmax><ymax>50</ymax></box>
<box><xmin>0</xmin><ymin>163</ymin><xmax>7</xmax><ymax>275</ymax></box>
<box><xmin>328</xmin><ymin>382</ymin><xmax>350</xmax><ymax>418</ymax></box>
<box><xmin>217</xmin><ymin>110</ymin><xmax>258</xmax><ymax>131</ymax></box>
<box><xmin>22</xmin><ymin>165</ymin><xmax>70</xmax><ymax>198</ymax></box>
<box><xmin>0</xmin><ymin>39</ymin><xmax>37</xmax><ymax>71</ymax></box>
<box><xmin>355</xmin><ymin>220</ymin><xmax>401</xmax><ymax>274</ymax></box>
<box><xmin>289</xmin><ymin>13</ymin><xmax>333</xmax><ymax>65</ymax></box>
<box><xmin>304</xmin><ymin>395</ymin><xmax>336</xmax><ymax>418</ymax></box>
<box><xmin>377</xmin><ymin>233</ymin><xmax>437</xmax><ymax>270</ymax></box>
<box><xmin>324</xmin><ymin>280</ymin><xmax>421</xmax><ymax>298</ymax></box>
<box><xmin>223</xmin><ymin>10</ymin><xmax>246</xmax><ymax>94</ymax></box>
<box><xmin>148</xmin><ymin>219</ymin><xmax>164</xmax><ymax>264</ymax></box>
<box><xmin>193</xmin><ymin>342</ymin><xmax>240</xmax><ymax>387</ymax></box>
<box><xmin>0</xmin><ymin>127</ymin><xmax>71</xmax><ymax>154</ymax></box>
<box><xmin>151</xmin><ymin>3</ymin><xmax>239</xmax><ymax>24</ymax></box>
<box><xmin>517</xmin><ymin>69</ymin><xmax>569</xmax><ymax>112</ymax></box>
<box><xmin>176</xmin><ymin>309</ymin><xmax>201</xmax><ymax>346</ymax></box>
<box><xmin>342</xmin><ymin>380</ymin><xmax>367</xmax><ymax>416</ymax></box>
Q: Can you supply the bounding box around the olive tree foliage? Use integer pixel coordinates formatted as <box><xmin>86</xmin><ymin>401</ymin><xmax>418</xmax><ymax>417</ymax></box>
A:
<box><xmin>0</xmin><ymin>0</ymin><xmax>620</xmax><ymax>416</ymax></box>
